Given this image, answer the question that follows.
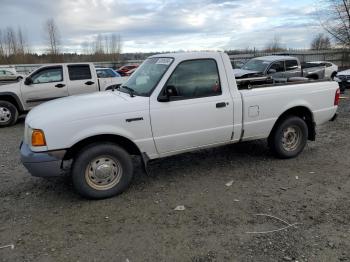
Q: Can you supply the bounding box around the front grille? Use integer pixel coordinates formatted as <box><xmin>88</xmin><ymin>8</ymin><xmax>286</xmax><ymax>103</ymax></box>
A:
<box><xmin>338</xmin><ymin>75</ymin><xmax>350</xmax><ymax>80</ymax></box>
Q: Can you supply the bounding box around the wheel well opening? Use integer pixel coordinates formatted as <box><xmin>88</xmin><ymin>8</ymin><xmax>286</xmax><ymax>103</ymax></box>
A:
<box><xmin>64</xmin><ymin>134</ymin><xmax>141</xmax><ymax>160</ymax></box>
<box><xmin>270</xmin><ymin>106</ymin><xmax>316</xmax><ymax>141</ymax></box>
<box><xmin>0</xmin><ymin>95</ymin><xmax>21</xmax><ymax>113</ymax></box>
<box><xmin>307</xmin><ymin>74</ymin><xmax>319</xmax><ymax>80</ymax></box>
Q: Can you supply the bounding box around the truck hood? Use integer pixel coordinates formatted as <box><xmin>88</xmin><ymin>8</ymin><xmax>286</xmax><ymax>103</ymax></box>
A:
<box><xmin>26</xmin><ymin>91</ymin><xmax>149</xmax><ymax>128</ymax></box>
<box><xmin>233</xmin><ymin>69</ymin><xmax>263</xmax><ymax>79</ymax></box>
<box><xmin>337</xmin><ymin>69</ymin><xmax>350</xmax><ymax>76</ymax></box>
<box><xmin>0</xmin><ymin>82</ymin><xmax>20</xmax><ymax>92</ymax></box>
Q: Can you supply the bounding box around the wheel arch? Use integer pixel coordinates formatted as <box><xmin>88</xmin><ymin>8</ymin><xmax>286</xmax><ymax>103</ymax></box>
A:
<box><xmin>0</xmin><ymin>92</ymin><xmax>24</xmax><ymax>112</ymax></box>
<box><xmin>307</xmin><ymin>74</ymin><xmax>319</xmax><ymax>80</ymax></box>
<box><xmin>269</xmin><ymin>106</ymin><xmax>316</xmax><ymax>141</ymax></box>
<box><xmin>64</xmin><ymin>134</ymin><xmax>142</xmax><ymax>160</ymax></box>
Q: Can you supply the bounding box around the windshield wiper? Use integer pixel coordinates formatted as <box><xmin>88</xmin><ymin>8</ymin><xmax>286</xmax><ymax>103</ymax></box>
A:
<box><xmin>118</xmin><ymin>85</ymin><xmax>136</xmax><ymax>97</ymax></box>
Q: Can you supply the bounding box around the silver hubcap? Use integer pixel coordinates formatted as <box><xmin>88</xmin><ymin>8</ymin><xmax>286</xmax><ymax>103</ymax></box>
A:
<box><xmin>85</xmin><ymin>156</ymin><xmax>122</xmax><ymax>190</ymax></box>
<box><xmin>0</xmin><ymin>107</ymin><xmax>11</xmax><ymax>123</ymax></box>
<box><xmin>282</xmin><ymin>126</ymin><xmax>301</xmax><ymax>152</ymax></box>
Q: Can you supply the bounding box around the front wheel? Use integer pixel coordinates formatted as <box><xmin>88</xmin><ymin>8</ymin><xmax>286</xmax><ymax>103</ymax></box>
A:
<box><xmin>72</xmin><ymin>143</ymin><xmax>134</xmax><ymax>199</ymax></box>
<box><xmin>268</xmin><ymin>116</ymin><xmax>308</xmax><ymax>159</ymax></box>
<box><xmin>0</xmin><ymin>100</ymin><xmax>18</xmax><ymax>127</ymax></box>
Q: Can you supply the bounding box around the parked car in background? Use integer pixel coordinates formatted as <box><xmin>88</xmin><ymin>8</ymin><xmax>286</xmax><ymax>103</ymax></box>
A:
<box><xmin>233</xmin><ymin>56</ymin><xmax>326</xmax><ymax>80</ymax></box>
<box><xmin>124</xmin><ymin>67</ymin><xmax>136</xmax><ymax>76</ymax></box>
<box><xmin>0</xmin><ymin>68</ymin><xmax>24</xmax><ymax>81</ymax></box>
<box><xmin>306</xmin><ymin>61</ymin><xmax>338</xmax><ymax>80</ymax></box>
<box><xmin>334</xmin><ymin>69</ymin><xmax>350</xmax><ymax>93</ymax></box>
<box><xmin>96</xmin><ymin>68</ymin><xmax>129</xmax><ymax>90</ymax></box>
<box><xmin>117</xmin><ymin>64</ymin><xmax>139</xmax><ymax>76</ymax></box>
<box><xmin>0</xmin><ymin>63</ymin><xmax>127</xmax><ymax>127</ymax></box>
<box><xmin>96</xmin><ymin>68</ymin><xmax>121</xmax><ymax>78</ymax></box>
<box><xmin>20</xmin><ymin>52</ymin><xmax>339</xmax><ymax>199</ymax></box>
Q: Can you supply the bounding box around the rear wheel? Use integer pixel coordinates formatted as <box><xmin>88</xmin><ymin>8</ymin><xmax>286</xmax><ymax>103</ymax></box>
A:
<box><xmin>72</xmin><ymin>143</ymin><xmax>134</xmax><ymax>199</ymax></box>
<box><xmin>0</xmin><ymin>100</ymin><xmax>18</xmax><ymax>127</ymax></box>
<box><xmin>268</xmin><ymin>116</ymin><xmax>308</xmax><ymax>159</ymax></box>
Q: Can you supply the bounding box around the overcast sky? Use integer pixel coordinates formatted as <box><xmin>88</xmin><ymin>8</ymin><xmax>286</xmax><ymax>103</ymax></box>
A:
<box><xmin>0</xmin><ymin>0</ymin><xmax>323</xmax><ymax>53</ymax></box>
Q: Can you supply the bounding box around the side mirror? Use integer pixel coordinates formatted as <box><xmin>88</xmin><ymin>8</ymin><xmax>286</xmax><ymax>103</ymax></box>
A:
<box><xmin>24</xmin><ymin>77</ymin><xmax>33</xmax><ymax>85</ymax></box>
<box><xmin>268</xmin><ymin>69</ymin><xmax>277</xmax><ymax>74</ymax></box>
<box><xmin>158</xmin><ymin>85</ymin><xmax>177</xmax><ymax>102</ymax></box>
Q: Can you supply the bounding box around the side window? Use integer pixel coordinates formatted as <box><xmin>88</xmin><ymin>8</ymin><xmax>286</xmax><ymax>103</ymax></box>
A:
<box><xmin>269</xmin><ymin>61</ymin><xmax>285</xmax><ymax>73</ymax></box>
<box><xmin>0</xmin><ymin>70</ymin><xmax>4</xmax><ymax>76</ymax></box>
<box><xmin>107</xmin><ymin>69</ymin><xmax>117</xmax><ymax>77</ymax></box>
<box><xmin>68</xmin><ymin>65</ymin><xmax>92</xmax><ymax>80</ymax></box>
<box><xmin>31</xmin><ymin>67</ymin><xmax>63</xmax><ymax>84</ymax></box>
<box><xmin>325</xmin><ymin>63</ymin><xmax>332</xmax><ymax>67</ymax></box>
<box><xmin>285</xmin><ymin>60</ymin><xmax>298</xmax><ymax>71</ymax></box>
<box><xmin>5</xmin><ymin>70</ymin><xmax>14</xmax><ymax>75</ymax></box>
<box><xmin>165</xmin><ymin>59</ymin><xmax>221</xmax><ymax>100</ymax></box>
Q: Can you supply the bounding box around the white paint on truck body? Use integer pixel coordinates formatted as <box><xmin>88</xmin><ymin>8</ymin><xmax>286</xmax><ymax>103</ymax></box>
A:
<box><xmin>24</xmin><ymin>52</ymin><xmax>338</xmax><ymax>161</ymax></box>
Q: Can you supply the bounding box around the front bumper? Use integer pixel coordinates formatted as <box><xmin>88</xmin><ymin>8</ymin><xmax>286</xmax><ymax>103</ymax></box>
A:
<box><xmin>20</xmin><ymin>142</ymin><xmax>67</xmax><ymax>177</ymax></box>
<box><xmin>335</xmin><ymin>78</ymin><xmax>350</xmax><ymax>91</ymax></box>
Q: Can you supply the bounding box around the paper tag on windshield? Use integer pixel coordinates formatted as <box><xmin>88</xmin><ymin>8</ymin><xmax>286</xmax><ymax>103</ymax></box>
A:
<box><xmin>156</xmin><ymin>58</ymin><xmax>172</xmax><ymax>65</ymax></box>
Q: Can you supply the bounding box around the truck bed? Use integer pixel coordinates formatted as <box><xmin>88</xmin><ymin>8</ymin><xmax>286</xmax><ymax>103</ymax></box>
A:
<box><xmin>238</xmin><ymin>79</ymin><xmax>338</xmax><ymax>141</ymax></box>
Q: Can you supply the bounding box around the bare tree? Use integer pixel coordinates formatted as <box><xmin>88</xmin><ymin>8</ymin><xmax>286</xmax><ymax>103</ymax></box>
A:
<box><xmin>90</xmin><ymin>33</ymin><xmax>122</xmax><ymax>61</ymax></box>
<box><xmin>44</xmin><ymin>18</ymin><xmax>61</xmax><ymax>55</ymax></box>
<box><xmin>311</xmin><ymin>33</ymin><xmax>332</xmax><ymax>50</ymax></box>
<box><xmin>318</xmin><ymin>0</ymin><xmax>350</xmax><ymax>47</ymax></box>
<box><xmin>264</xmin><ymin>35</ymin><xmax>286</xmax><ymax>52</ymax></box>
<box><xmin>17</xmin><ymin>27</ymin><xmax>26</xmax><ymax>55</ymax></box>
<box><xmin>0</xmin><ymin>29</ymin><xmax>4</xmax><ymax>58</ymax></box>
<box><xmin>5</xmin><ymin>27</ymin><xmax>18</xmax><ymax>56</ymax></box>
<box><xmin>109</xmin><ymin>34</ymin><xmax>122</xmax><ymax>60</ymax></box>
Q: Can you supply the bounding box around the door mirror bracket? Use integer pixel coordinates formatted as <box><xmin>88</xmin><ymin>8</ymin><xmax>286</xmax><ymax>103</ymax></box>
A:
<box><xmin>158</xmin><ymin>85</ymin><xmax>177</xmax><ymax>102</ymax></box>
<box><xmin>24</xmin><ymin>77</ymin><xmax>33</xmax><ymax>85</ymax></box>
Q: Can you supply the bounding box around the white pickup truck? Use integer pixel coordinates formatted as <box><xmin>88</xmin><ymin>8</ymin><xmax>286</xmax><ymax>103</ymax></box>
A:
<box><xmin>20</xmin><ymin>52</ymin><xmax>339</xmax><ymax>199</ymax></box>
<box><xmin>0</xmin><ymin>63</ymin><xmax>127</xmax><ymax>127</ymax></box>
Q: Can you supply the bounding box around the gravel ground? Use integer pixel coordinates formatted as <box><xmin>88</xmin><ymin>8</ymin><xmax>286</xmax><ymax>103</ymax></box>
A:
<box><xmin>0</xmin><ymin>92</ymin><xmax>349</xmax><ymax>262</ymax></box>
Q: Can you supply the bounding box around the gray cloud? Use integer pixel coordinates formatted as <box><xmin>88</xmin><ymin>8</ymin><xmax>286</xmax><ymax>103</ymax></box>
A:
<box><xmin>0</xmin><ymin>0</ymin><xmax>323</xmax><ymax>52</ymax></box>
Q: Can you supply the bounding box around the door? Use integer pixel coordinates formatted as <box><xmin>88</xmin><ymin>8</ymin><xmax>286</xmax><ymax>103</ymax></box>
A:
<box><xmin>267</xmin><ymin>61</ymin><xmax>285</xmax><ymax>79</ymax></box>
<box><xmin>285</xmin><ymin>60</ymin><xmax>301</xmax><ymax>78</ymax></box>
<box><xmin>21</xmin><ymin>66</ymin><xmax>68</xmax><ymax>109</ymax></box>
<box><xmin>150</xmin><ymin>59</ymin><xmax>234</xmax><ymax>155</ymax></box>
<box><xmin>66</xmin><ymin>64</ymin><xmax>98</xmax><ymax>95</ymax></box>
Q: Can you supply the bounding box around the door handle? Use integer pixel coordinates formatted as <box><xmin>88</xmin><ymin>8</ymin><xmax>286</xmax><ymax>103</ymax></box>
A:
<box><xmin>216</xmin><ymin>102</ymin><xmax>227</xmax><ymax>108</ymax></box>
<box><xmin>55</xmin><ymin>84</ymin><xmax>65</xmax><ymax>88</ymax></box>
<box><xmin>85</xmin><ymin>81</ymin><xmax>95</xmax><ymax>85</ymax></box>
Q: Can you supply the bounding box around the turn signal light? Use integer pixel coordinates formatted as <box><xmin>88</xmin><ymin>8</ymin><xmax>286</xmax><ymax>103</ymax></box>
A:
<box><xmin>32</xmin><ymin>129</ymin><xmax>46</xmax><ymax>147</ymax></box>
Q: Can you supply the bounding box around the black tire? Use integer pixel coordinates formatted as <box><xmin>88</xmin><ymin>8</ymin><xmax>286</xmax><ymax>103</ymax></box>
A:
<box><xmin>71</xmin><ymin>143</ymin><xmax>134</xmax><ymax>199</ymax></box>
<box><xmin>268</xmin><ymin>116</ymin><xmax>308</xmax><ymax>159</ymax></box>
<box><xmin>16</xmin><ymin>76</ymin><xmax>23</xmax><ymax>81</ymax></box>
<box><xmin>0</xmin><ymin>100</ymin><xmax>19</xmax><ymax>127</ymax></box>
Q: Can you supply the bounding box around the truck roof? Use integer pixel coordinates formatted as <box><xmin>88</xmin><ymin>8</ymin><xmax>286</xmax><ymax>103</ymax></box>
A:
<box><xmin>254</xmin><ymin>55</ymin><xmax>297</xmax><ymax>61</ymax></box>
<box><xmin>151</xmin><ymin>51</ymin><xmax>223</xmax><ymax>60</ymax></box>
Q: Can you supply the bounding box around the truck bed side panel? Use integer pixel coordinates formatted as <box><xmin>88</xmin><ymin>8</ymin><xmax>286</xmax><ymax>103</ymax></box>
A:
<box><xmin>240</xmin><ymin>81</ymin><xmax>338</xmax><ymax>141</ymax></box>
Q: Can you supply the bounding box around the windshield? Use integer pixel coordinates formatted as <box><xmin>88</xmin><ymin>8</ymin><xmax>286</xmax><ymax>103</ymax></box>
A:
<box><xmin>242</xmin><ymin>59</ymin><xmax>270</xmax><ymax>72</ymax></box>
<box><xmin>120</xmin><ymin>57</ymin><xmax>174</xmax><ymax>97</ymax></box>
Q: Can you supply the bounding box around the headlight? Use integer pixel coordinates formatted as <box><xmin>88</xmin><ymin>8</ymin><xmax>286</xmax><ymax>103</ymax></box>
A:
<box><xmin>31</xmin><ymin>129</ymin><xmax>47</xmax><ymax>147</ymax></box>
